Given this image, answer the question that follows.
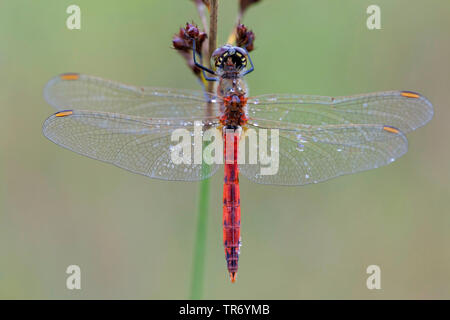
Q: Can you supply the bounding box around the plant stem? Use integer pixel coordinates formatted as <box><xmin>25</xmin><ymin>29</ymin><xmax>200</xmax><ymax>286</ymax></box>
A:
<box><xmin>190</xmin><ymin>0</ymin><xmax>218</xmax><ymax>300</ymax></box>
<box><xmin>190</xmin><ymin>174</ymin><xmax>210</xmax><ymax>299</ymax></box>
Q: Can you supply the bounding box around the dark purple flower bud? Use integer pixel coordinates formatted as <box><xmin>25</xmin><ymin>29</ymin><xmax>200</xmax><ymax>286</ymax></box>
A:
<box><xmin>172</xmin><ymin>22</ymin><xmax>208</xmax><ymax>78</ymax></box>
<box><xmin>172</xmin><ymin>23</ymin><xmax>207</xmax><ymax>54</ymax></box>
<box><xmin>236</xmin><ymin>24</ymin><xmax>255</xmax><ymax>52</ymax></box>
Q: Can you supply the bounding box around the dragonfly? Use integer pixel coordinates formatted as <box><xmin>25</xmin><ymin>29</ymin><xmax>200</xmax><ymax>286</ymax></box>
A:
<box><xmin>42</xmin><ymin>41</ymin><xmax>433</xmax><ymax>283</ymax></box>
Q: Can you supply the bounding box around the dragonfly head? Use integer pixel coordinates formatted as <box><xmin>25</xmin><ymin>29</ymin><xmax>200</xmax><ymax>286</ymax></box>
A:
<box><xmin>212</xmin><ymin>44</ymin><xmax>248</xmax><ymax>73</ymax></box>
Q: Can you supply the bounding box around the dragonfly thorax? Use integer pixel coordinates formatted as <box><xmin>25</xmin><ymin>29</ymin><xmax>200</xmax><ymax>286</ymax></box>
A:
<box><xmin>218</xmin><ymin>78</ymin><xmax>248</xmax><ymax>127</ymax></box>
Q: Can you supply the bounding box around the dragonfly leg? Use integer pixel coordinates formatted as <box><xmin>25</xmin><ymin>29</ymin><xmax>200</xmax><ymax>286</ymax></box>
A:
<box><xmin>242</xmin><ymin>53</ymin><xmax>254</xmax><ymax>76</ymax></box>
<box><xmin>192</xmin><ymin>39</ymin><xmax>218</xmax><ymax>82</ymax></box>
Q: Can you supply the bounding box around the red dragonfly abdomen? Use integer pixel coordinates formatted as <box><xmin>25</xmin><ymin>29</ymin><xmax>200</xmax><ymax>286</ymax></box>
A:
<box><xmin>223</xmin><ymin>129</ymin><xmax>241</xmax><ymax>283</ymax></box>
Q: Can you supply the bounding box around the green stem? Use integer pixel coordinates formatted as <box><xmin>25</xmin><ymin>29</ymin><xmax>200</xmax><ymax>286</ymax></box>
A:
<box><xmin>190</xmin><ymin>173</ymin><xmax>210</xmax><ymax>299</ymax></box>
<box><xmin>189</xmin><ymin>0</ymin><xmax>218</xmax><ymax>300</ymax></box>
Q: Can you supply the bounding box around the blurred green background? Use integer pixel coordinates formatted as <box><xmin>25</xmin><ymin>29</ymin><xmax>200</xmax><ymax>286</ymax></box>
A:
<box><xmin>0</xmin><ymin>0</ymin><xmax>449</xmax><ymax>299</ymax></box>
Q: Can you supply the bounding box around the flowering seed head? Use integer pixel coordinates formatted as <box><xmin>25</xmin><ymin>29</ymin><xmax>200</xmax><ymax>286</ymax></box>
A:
<box><xmin>172</xmin><ymin>22</ymin><xmax>207</xmax><ymax>54</ymax></box>
<box><xmin>172</xmin><ymin>22</ymin><xmax>208</xmax><ymax>77</ymax></box>
<box><xmin>236</xmin><ymin>23</ymin><xmax>255</xmax><ymax>52</ymax></box>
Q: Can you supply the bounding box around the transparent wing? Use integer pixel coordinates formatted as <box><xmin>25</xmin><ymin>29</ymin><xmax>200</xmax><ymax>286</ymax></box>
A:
<box><xmin>44</xmin><ymin>73</ymin><xmax>221</xmax><ymax>119</ymax></box>
<box><xmin>239</xmin><ymin>123</ymin><xmax>408</xmax><ymax>185</ymax></box>
<box><xmin>247</xmin><ymin>91</ymin><xmax>433</xmax><ymax>134</ymax></box>
<box><xmin>241</xmin><ymin>90</ymin><xmax>432</xmax><ymax>185</ymax></box>
<box><xmin>43</xmin><ymin>110</ymin><xmax>220</xmax><ymax>181</ymax></box>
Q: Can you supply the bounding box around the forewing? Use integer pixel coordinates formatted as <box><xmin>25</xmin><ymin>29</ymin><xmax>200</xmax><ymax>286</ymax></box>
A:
<box><xmin>247</xmin><ymin>91</ymin><xmax>433</xmax><ymax>134</ymax></box>
<box><xmin>44</xmin><ymin>73</ymin><xmax>220</xmax><ymax>120</ymax></box>
<box><xmin>43</xmin><ymin>110</ymin><xmax>219</xmax><ymax>181</ymax></box>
